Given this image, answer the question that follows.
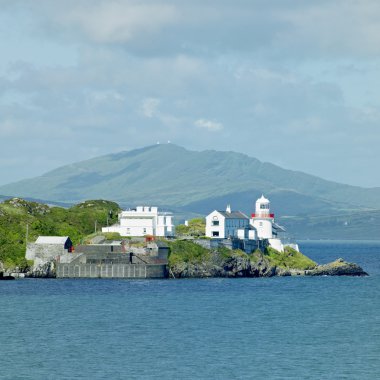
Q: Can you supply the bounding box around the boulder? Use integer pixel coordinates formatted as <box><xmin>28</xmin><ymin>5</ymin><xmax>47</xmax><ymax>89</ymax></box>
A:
<box><xmin>26</xmin><ymin>261</ymin><xmax>56</xmax><ymax>278</ymax></box>
<box><xmin>305</xmin><ymin>258</ymin><xmax>368</xmax><ymax>276</ymax></box>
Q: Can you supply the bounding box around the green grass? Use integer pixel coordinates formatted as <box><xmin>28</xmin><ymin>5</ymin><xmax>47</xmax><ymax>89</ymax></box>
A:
<box><xmin>217</xmin><ymin>246</ymin><xmax>248</xmax><ymax>259</ymax></box>
<box><xmin>175</xmin><ymin>218</ymin><xmax>206</xmax><ymax>237</ymax></box>
<box><xmin>264</xmin><ymin>246</ymin><xmax>317</xmax><ymax>270</ymax></box>
<box><xmin>167</xmin><ymin>240</ymin><xmax>210</xmax><ymax>266</ymax></box>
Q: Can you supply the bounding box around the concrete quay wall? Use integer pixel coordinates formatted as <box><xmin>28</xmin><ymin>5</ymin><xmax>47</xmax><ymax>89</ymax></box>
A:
<box><xmin>56</xmin><ymin>263</ymin><xmax>167</xmax><ymax>279</ymax></box>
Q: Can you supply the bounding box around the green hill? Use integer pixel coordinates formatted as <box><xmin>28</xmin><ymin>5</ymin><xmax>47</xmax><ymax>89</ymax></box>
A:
<box><xmin>0</xmin><ymin>144</ymin><xmax>379</xmax><ymax>209</ymax></box>
<box><xmin>0</xmin><ymin>144</ymin><xmax>380</xmax><ymax>238</ymax></box>
<box><xmin>0</xmin><ymin>198</ymin><xmax>120</xmax><ymax>269</ymax></box>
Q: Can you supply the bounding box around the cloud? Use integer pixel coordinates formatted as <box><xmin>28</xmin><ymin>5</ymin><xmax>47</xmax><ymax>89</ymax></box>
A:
<box><xmin>195</xmin><ymin>119</ymin><xmax>223</xmax><ymax>132</ymax></box>
<box><xmin>1</xmin><ymin>1</ymin><xmax>380</xmax><ymax>187</ymax></box>
<box><xmin>58</xmin><ymin>1</ymin><xmax>179</xmax><ymax>44</ymax></box>
<box><xmin>141</xmin><ymin>98</ymin><xmax>160</xmax><ymax>118</ymax></box>
<box><xmin>276</xmin><ymin>1</ymin><xmax>380</xmax><ymax>58</ymax></box>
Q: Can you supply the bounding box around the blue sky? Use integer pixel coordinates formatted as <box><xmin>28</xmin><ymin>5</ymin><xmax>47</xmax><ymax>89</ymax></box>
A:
<box><xmin>1</xmin><ymin>0</ymin><xmax>380</xmax><ymax>187</ymax></box>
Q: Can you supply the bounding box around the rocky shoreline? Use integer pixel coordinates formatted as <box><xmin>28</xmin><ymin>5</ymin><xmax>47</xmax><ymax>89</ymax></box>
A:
<box><xmin>169</xmin><ymin>250</ymin><xmax>368</xmax><ymax>278</ymax></box>
<box><xmin>2</xmin><ymin>246</ymin><xmax>368</xmax><ymax>279</ymax></box>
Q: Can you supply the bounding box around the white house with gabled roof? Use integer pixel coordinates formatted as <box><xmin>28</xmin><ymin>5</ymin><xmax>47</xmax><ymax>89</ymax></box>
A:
<box><xmin>205</xmin><ymin>205</ymin><xmax>250</xmax><ymax>239</ymax></box>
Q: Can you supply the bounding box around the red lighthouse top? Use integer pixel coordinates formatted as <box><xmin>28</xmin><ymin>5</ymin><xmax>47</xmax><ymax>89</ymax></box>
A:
<box><xmin>251</xmin><ymin>213</ymin><xmax>274</xmax><ymax>218</ymax></box>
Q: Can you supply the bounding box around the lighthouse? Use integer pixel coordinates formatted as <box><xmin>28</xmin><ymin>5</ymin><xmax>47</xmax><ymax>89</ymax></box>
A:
<box><xmin>250</xmin><ymin>195</ymin><xmax>275</xmax><ymax>239</ymax></box>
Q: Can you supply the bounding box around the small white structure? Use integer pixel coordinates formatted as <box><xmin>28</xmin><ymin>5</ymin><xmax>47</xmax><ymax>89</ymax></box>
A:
<box><xmin>250</xmin><ymin>195</ymin><xmax>273</xmax><ymax>239</ymax></box>
<box><xmin>26</xmin><ymin>236</ymin><xmax>73</xmax><ymax>267</ymax></box>
<box><xmin>102</xmin><ymin>206</ymin><xmax>174</xmax><ymax>237</ymax></box>
<box><xmin>205</xmin><ymin>205</ymin><xmax>250</xmax><ymax>238</ymax></box>
<box><xmin>250</xmin><ymin>195</ymin><xmax>286</xmax><ymax>251</ymax></box>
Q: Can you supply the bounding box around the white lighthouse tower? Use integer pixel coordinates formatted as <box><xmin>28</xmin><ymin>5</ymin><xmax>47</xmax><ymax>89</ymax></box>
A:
<box><xmin>250</xmin><ymin>195</ymin><xmax>286</xmax><ymax>252</ymax></box>
<box><xmin>250</xmin><ymin>195</ymin><xmax>274</xmax><ymax>239</ymax></box>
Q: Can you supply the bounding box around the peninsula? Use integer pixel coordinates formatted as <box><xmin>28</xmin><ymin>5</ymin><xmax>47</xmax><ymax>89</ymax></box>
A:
<box><xmin>0</xmin><ymin>197</ymin><xmax>367</xmax><ymax>278</ymax></box>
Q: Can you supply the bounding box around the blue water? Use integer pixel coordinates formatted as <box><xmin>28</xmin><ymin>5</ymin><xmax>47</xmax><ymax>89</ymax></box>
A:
<box><xmin>1</xmin><ymin>241</ymin><xmax>380</xmax><ymax>380</ymax></box>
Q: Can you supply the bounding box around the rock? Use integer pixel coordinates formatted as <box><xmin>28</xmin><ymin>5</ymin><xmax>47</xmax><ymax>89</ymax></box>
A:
<box><xmin>26</xmin><ymin>261</ymin><xmax>56</xmax><ymax>278</ymax></box>
<box><xmin>249</xmin><ymin>255</ymin><xmax>277</xmax><ymax>277</ymax></box>
<box><xmin>305</xmin><ymin>259</ymin><xmax>368</xmax><ymax>277</ymax></box>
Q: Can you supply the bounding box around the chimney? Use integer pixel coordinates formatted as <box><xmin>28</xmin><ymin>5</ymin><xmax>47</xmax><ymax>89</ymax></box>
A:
<box><xmin>226</xmin><ymin>204</ymin><xmax>231</xmax><ymax>213</ymax></box>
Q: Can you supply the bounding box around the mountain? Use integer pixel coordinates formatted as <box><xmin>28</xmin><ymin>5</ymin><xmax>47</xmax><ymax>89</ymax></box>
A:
<box><xmin>1</xmin><ymin>143</ymin><xmax>380</xmax><ymax>238</ymax></box>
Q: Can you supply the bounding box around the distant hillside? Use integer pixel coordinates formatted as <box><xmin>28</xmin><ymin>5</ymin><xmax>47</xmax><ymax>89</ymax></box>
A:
<box><xmin>1</xmin><ymin>144</ymin><xmax>379</xmax><ymax>213</ymax></box>
<box><xmin>278</xmin><ymin>209</ymin><xmax>380</xmax><ymax>240</ymax></box>
<box><xmin>1</xmin><ymin>144</ymin><xmax>380</xmax><ymax>239</ymax></box>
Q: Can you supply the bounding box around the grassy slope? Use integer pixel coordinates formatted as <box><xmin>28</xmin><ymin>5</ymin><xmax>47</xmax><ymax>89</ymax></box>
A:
<box><xmin>262</xmin><ymin>246</ymin><xmax>317</xmax><ymax>270</ymax></box>
<box><xmin>167</xmin><ymin>240</ymin><xmax>211</xmax><ymax>266</ymax></box>
<box><xmin>0</xmin><ymin>198</ymin><xmax>120</xmax><ymax>269</ymax></box>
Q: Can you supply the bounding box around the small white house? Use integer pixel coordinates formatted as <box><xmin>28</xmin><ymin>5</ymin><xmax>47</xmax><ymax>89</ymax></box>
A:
<box><xmin>26</xmin><ymin>236</ymin><xmax>73</xmax><ymax>267</ymax></box>
<box><xmin>102</xmin><ymin>206</ymin><xmax>174</xmax><ymax>237</ymax></box>
<box><xmin>205</xmin><ymin>205</ymin><xmax>250</xmax><ymax>239</ymax></box>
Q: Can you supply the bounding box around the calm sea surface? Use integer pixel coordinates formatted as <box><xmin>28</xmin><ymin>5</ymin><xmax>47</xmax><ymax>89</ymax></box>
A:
<box><xmin>1</xmin><ymin>241</ymin><xmax>380</xmax><ymax>380</ymax></box>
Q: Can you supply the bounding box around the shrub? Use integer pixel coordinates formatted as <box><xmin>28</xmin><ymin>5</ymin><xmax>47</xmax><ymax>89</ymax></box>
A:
<box><xmin>168</xmin><ymin>240</ymin><xmax>210</xmax><ymax>266</ymax></box>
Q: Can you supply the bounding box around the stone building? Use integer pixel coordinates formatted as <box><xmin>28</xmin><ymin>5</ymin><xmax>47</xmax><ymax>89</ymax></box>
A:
<box><xmin>26</xmin><ymin>236</ymin><xmax>73</xmax><ymax>267</ymax></box>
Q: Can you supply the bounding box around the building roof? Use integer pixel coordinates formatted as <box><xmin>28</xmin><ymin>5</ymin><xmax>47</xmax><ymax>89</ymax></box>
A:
<box><xmin>217</xmin><ymin>211</ymin><xmax>249</xmax><ymax>219</ymax></box>
<box><xmin>256</xmin><ymin>194</ymin><xmax>270</xmax><ymax>204</ymax></box>
<box><xmin>35</xmin><ymin>236</ymin><xmax>70</xmax><ymax>245</ymax></box>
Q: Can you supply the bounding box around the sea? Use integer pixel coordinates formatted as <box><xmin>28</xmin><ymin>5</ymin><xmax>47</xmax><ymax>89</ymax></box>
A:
<box><xmin>1</xmin><ymin>240</ymin><xmax>380</xmax><ymax>380</ymax></box>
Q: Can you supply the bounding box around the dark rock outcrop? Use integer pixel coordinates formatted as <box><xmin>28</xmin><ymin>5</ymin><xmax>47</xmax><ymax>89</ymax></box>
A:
<box><xmin>304</xmin><ymin>258</ymin><xmax>368</xmax><ymax>276</ymax></box>
<box><xmin>169</xmin><ymin>254</ymin><xmax>368</xmax><ymax>278</ymax></box>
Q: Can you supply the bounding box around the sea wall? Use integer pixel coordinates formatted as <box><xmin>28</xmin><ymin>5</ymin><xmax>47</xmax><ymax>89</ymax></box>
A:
<box><xmin>56</xmin><ymin>263</ymin><xmax>167</xmax><ymax>278</ymax></box>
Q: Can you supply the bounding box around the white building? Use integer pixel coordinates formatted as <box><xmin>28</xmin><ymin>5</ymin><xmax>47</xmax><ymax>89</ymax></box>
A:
<box><xmin>205</xmin><ymin>196</ymin><xmax>291</xmax><ymax>252</ymax></box>
<box><xmin>250</xmin><ymin>195</ymin><xmax>285</xmax><ymax>252</ymax></box>
<box><xmin>205</xmin><ymin>205</ymin><xmax>250</xmax><ymax>239</ymax></box>
<box><xmin>102</xmin><ymin>206</ymin><xmax>174</xmax><ymax>237</ymax></box>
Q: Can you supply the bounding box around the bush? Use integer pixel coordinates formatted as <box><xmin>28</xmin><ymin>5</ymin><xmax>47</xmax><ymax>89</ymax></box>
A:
<box><xmin>104</xmin><ymin>232</ymin><xmax>121</xmax><ymax>240</ymax></box>
<box><xmin>168</xmin><ymin>240</ymin><xmax>210</xmax><ymax>266</ymax></box>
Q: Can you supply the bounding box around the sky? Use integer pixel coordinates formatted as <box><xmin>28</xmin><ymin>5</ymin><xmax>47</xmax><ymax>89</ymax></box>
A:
<box><xmin>1</xmin><ymin>0</ymin><xmax>380</xmax><ymax>188</ymax></box>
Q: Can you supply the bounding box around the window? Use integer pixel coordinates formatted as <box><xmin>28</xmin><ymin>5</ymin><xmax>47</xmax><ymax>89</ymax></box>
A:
<box><xmin>212</xmin><ymin>220</ymin><xmax>219</xmax><ymax>226</ymax></box>
<box><xmin>143</xmin><ymin>228</ymin><xmax>147</xmax><ymax>234</ymax></box>
<box><xmin>212</xmin><ymin>231</ymin><xmax>219</xmax><ymax>237</ymax></box>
